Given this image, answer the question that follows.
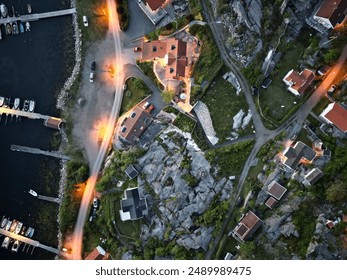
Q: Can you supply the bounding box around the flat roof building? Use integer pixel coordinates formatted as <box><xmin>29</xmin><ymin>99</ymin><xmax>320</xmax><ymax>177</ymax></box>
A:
<box><xmin>233</xmin><ymin>211</ymin><xmax>263</xmax><ymax>241</ymax></box>
<box><xmin>119</xmin><ymin>188</ymin><xmax>148</xmax><ymax>221</ymax></box>
<box><xmin>267</xmin><ymin>181</ymin><xmax>287</xmax><ymax>200</ymax></box>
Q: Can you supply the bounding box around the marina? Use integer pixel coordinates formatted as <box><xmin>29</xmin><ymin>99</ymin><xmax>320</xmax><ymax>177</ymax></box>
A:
<box><xmin>28</xmin><ymin>188</ymin><xmax>61</xmax><ymax>204</ymax></box>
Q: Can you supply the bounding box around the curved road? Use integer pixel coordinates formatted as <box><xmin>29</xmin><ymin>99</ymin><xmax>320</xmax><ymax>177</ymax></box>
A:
<box><xmin>70</xmin><ymin>0</ymin><xmax>124</xmax><ymax>260</ymax></box>
<box><xmin>202</xmin><ymin>0</ymin><xmax>347</xmax><ymax>259</ymax></box>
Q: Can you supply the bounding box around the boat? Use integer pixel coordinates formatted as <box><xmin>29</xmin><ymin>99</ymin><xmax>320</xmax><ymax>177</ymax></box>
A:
<box><xmin>6</xmin><ymin>23</ymin><xmax>11</xmax><ymax>35</ymax></box>
<box><xmin>1</xmin><ymin>216</ymin><xmax>7</xmax><ymax>228</ymax></box>
<box><xmin>28</xmin><ymin>228</ymin><xmax>35</xmax><ymax>238</ymax></box>
<box><xmin>20</xmin><ymin>226</ymin><xmax>26</xmax><ymax>235</ymax></box>
<box><xmin>11</xmin><ymin>240</ymin><xmax>20</xmax><ymax>252</ymax></box>
<box><xmin>12</xmin><ymin>21</ymin><xmax>18</xmax><ymax>35</ymax></box>
<box><xmin>10</xmin><ymin>220</ymin><xmax>18</xmax><ymax>232</ymax></box>
<box><xmin>15</xmin><ymin>222</ymin><xmax>23</xmax><ymax>234</ymax></box>
<box><xmin>24</xmin><ymin>227</ymin><xmax>32</xmax><ymax>237</ymax></box>
<box><xmin>23</xmin><ymin>99</ymin><xmax>29</xmax><ymax>111</ymax></box>
<box><xmin>25</xmin><ymin>22</ymin><xmax>30</xmax><ymax>32</ymax></box>
<box><xmin>1</xmin><ymin>237</ymin><xmax>10</xmax><ymax>249</ymax></box>
<box><xmin>19</xmin><ymin>22</ymin><xmax>24</xmax><ymax>33</ymax></box>
<box><xmin>27</xmin><ymin>4</ymin><xmax>32</xmax><ymax>14</ymax></box>
<box><xmin>14</xmin><ymin>98</ymin><xmax>20</xmax><ymax>109</ymax></box>
<box><xmin>29</xmin><ymin>100</ymin><xmax>35</xmax><ymax>112</ymax></box>
<box><xmin>0</xmin><ymin>96</ymin><xmax>4</xmax><ymax>107</ymax></box>
<box><xmin>28</xmin><ymin>189</ymin><xmax>38</xmax><ymax>197</ymax></box>
<box><xmin>4</xmin><ymin>96</ymin><xmax>10</xmax><ymax>107</ymax></box>
<box><xmin>5</xmin><ymin>220</ymin><xmax>12</xmax><ymax>231</ymax></box>
<box><xmin>0</xmin><ymin>28</ymin><xmax>2</xmax><ymax>40</ymax></box>
<box><xmin>0</xmin><ymin>3</ymin><xmax>8</xmax><ymax>18</ymax></box>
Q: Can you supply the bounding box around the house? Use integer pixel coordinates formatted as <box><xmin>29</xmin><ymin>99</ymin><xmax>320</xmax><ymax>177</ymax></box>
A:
<box><xmin>282</xmin><ymin>141</ymin><xmax>317</xmax><ymax>171</ymax></box>
<box><xmin>137</xmin><ymin>0</ymin><xmax>168</xmax><ymax>25</ymax></box>
<box><xmin>319</xmin><ymin>102</ymin><xmax>347</xmax><ymax>133</ymax></box>
<box><xmin>224</xmin><ymin>252</ymin><xmax>234</xmax><ymax>260</ymax></box>
<box><xmin>303</xmin><ymin>168</ymin><xmax>323</xmax><ymax>186</ymax></box>
<box><xmin>44</xmin><ymin>117</ymin><xmax>63</xmax><ymax>130</ymax></box>
<box><xmin>267</xmin><ymin>181</ymin><xmax>287</xmax><ymax>200</ymax></box>
<box><xmin>85</xmin><ymin>246</ymin><xmax>109</xmax><ymax>260</ymax></box>
<box><xmin>119</xmin><ymin>187</ymin><xmax>148</xmax><ymax>221</ymax></box>
<box><xmin>125</xmin><ymin>165</ymin><xmax>139</xmax><ymax>180</ymax></box>
<box><xmin>233</xmin><ymin>211</ymin><xmax>263</xmax><ymax>241</ymax></box>
<box><xmin>141</xmin><ymin>37</ymin><xmax>191</xmax><ymax>81</ymax></box>
<box><xmin>265</xmin><ymin>197</ymin><xmax>277</xmax><ymax>209</ymax></box>
<box><xmin>283</xmin><ymin>69</ymin><xmax>315</xmax><ymax>96</ymax></box>
<box><xmin>119</xmin><ymin>106</ymin><xmax>152</xmax><ymax>145</ymax></box>
<box><xmin>313</xmin><ymin>0</ymin><xmax>347</xmax><ymax>29</ymax></box>
<box><xmin>145</xmin><ymin>0</ymin><xmax>166</xmax><ymax>11</ymax></box>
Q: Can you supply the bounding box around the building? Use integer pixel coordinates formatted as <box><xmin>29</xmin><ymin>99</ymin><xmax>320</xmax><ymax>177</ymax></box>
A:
<box><xmin>119</xmin><ymin>106</ymin><xmax>152</xmax><ymax>145</ymax></box>
<box><xmin>125</xmin><ymin>165</ymin><xmax>139</xmax><ymax>180</ymax></box>
<box><xmin>85</xmin><ymin>246</ymin><xmax>109</xmax><ymax>260</ymax></box>
<box><xmin>265</xmin><ymin>197</ymin><xmax>277</xmax><ymax>209</ymax></box>
<box><xmin>320</xmin><ymin>102</ymin><xmax>347</xmax><ymax>133</ymax></box>
<box><xmin>303</xmin><ymin>168</ymin><xmax>323</xmax><ymax>186</ymax></box>
<box><xmin>44</xmin><ymin>117</ymin><xmax>63</xmax><ymax>130</ymax></box>
<box><xmin>282</xmin><ymin>141</ymin><xmax>316</xmax><ymax>171</ymax></box>
<box><xmin>283</xmin><ymin>69</ymin><xmax>315</xmax><ymax>96</ymax></box>
<box><xmin>267</xmin><ymin>181</ymin><xmax>287</xmax><ymax>200</ymax></box>
<box><xmin>313</xmin><ymin>0</ymin><xmax>347</xmax><ymax>29</ymax></box>
<box><xmin>119</xmin><ymin>188</ymin><xmax>148</xmax><ymax>221</ymax></box>
<box><xmin>233</xmin><ymin>211</ymin><xmax>263</xmax><ymax>241</ymax></box>
<box><xmin>141</xmin><ymin>37</ymin><xmax>191</xmax><ymax>81</ymax></box>
<box><xmin>138</xmin><ymin>0</ymin><xmax>168</xmax><ymax>25</ymax></box>
<box><xmin>145</xmin><ymin>0</ymin><xmax>166</xmax><ymax>11</ymax></box>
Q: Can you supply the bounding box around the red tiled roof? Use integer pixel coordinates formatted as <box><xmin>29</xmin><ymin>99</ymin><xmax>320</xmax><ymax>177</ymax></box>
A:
<box><xmin>146</xmin><ymin>0</ymin><xmax>166</xmax><ymax>11</ymax></box>
<box><xmin>323</xmin><ymin>102</ymin><xmax>347</xmax><ymax>132</ymax></box>
<box><xmin>85</xmin><ymin>246</ymin><xmax>109</xmax><ymax>260</ymax></box>
<box><xmin>265</xmin><ymin>197</ymin><xmax>277</xmax><ymax>209</ymax></box>
<box><xmin>234</xmin><ymin>211</ymin><xmax>262</xmax><ymax>241</ymax></box>
<box><xmin>316</xmin><ymin>0</ymin><xmax>347</xmax><ymax>27</ymax></box>
<box><xmin>284</xmin><ymin>69</ymin><xmax>315</xmax><ymax>95</ymax></box>
<box><xmin>267</xmin><ymin>181</ymin><xmax>287</xmax><ymax>200</ymax></box>
<box><xmin>141</xmin><ymin>41</ymin><xmax>167</xmax><ymax>60</ymax></box>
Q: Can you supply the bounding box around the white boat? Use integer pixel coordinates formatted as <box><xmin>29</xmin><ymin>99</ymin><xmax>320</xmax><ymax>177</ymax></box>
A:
<box><xmin>0</xmin><ymin>3</ymin><xmax>8</xmax><ymax>18</ymax></box>
<box><xmin>5</xmin><ymin>220</ymin><xmax>12</xmax><ymax>231</ymax></box>
<box><xmin>1</xmin><ymin>237</ymin><xmax>10</xmax><ymax>249</ymax></box>
<box><xmin>1</xmin><ymin>216</ymin><xmax>7</xmax><ymax>228</ymax></box>
<box><xmin>0</xmin><ymin>96</ymin><xmax>4</xmax><ymax>107</ymax></box>
<box><xmin>10</xmin><ymin>220</ymin><xmax>17</xmax><ymax>232</ymax></box>
<box><xmin>28</xmin><ymin>189</ymin><xmax>38</xmax><ymax>197</ymax></box>
<box><xmin>14</xmin><ymin>98</ymin><xmax>20</xmax><ymax>109</ymax></box>
<box><xmin>15</xmin><ymin>222</ymin><xmax>23</xmax><ymax>234</ymax></box>
<box><xmin>11</xmin><ymin>240</ymin><xmax>20</xmax><ymax>252</ymax></box>
<box><xmin>23</xmin><ymin>99</ymin><xmax>29</xmax><ymax>111</ymax></box>
<box><xmin>29</xmin><ymin>100</ymin><xmax>35</xmax><ymax>112</ymax></box>
<box><xmin>25</xmin><ymin>22</ymin><xmax>30</xmax><ymax>31</ymax></box>
<box><xmin>27</xmin><ymin>4</ymin><xmax>32</xmax><ymax>14</ymax></box>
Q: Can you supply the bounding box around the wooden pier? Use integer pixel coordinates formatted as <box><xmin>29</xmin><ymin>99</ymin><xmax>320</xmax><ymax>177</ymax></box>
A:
<box><xmin>0</xmin><ymin>8</ymin><xmax>76</xmax><ymax>25</ymax></box>
<box><xmin>0</xmin><ymin>107</ymin><xmax>63</xmax><ymax>130</ymax></box>
<box><xmin>11</xmin><ymin>144</ymin><xmax>70</xmax><ymax>161</ymax></box>
<box><xmin>38</xmin><ymin>194</ymin><xmax>61</xmax><ymax>204</ymax></box>
<box><xmin>0</xmin><ymin>228</ymin><xmax>60</xmax><ymax>255</ymax></box>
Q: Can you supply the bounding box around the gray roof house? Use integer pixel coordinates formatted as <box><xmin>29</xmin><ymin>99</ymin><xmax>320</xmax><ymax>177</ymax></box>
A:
<box><xmin>303</xmin><ymin>168</ymin><xmax>324</xmax><ymax>186</ymax></box>
<box><xmin>125</xmin><ymin>165</ymin><xmax>139</xmax><ymax>180</ymax></box>
<box><xmin>119</xmin><ymin>188</ymin><xmax>148</xmax><ymax>221</ymax></box>
<box><xmin>282</xmin><ymin>141</ymin><xmax>316</xmax><ymax>171</ymax></box>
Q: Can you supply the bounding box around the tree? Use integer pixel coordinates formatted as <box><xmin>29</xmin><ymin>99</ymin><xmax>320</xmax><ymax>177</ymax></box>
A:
<box><xmin>161</xmin><ymin>90</ymin><xmax>175</xmax><ymax>103</ymax></box>
<box><xmin>323</xmin><ymin>49</ymin><xmax>339</xmax><ymax>65</ymax></box>
<box><xmin>326</xmin><ymin>180</ymin><xmax>347</xmax><ymax>203</ymax></box>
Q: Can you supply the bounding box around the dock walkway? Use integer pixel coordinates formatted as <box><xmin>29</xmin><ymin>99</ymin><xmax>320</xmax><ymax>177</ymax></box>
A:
<box><xmin>0</xmin><ymin>228</ymin><xmax>60</xmax><ymax>255</ymax></box>
<box><xmin>38</xmin><ymin>195</ymin><xmax>61</xmax><ymax>204</ymax></box>
<box><xmin>0</xmin><ymin>8</ymin><xmax>76</xmax><ymax>25</ymax></box>
<box><xmin>11</xmin><ymin>144</ymin><xmax>70</xmax><ymax>161</ymax></box>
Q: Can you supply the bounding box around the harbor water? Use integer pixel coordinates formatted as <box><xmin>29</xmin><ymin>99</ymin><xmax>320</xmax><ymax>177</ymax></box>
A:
<box><xmin>0</xmin><ymin>0</ymin><xmax>75</xmax><ymax>259</ymax></box>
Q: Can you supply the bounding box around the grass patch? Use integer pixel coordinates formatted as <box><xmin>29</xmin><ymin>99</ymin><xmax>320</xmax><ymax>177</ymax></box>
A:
<box><xmin>191</xmin><ymin>123</ymin><xmax>210</xmax><ymax>151</ymax></box>
<box><xmin>312</xmin><ymin>96</ymin><xmax>330</xmax><ymax>115</ymax></box>
<box><xmin>173</xmin><ymin>113</ymin><xmax>196</xmax><ymax>133</ymax></box>
<box><xmin>120</xmin><ymin>78</ymin><xmax>151</xmax><ymax>115</ymax></box>
<box><xmin>114</xmin><ymin>201</ymin><xmax>142</xmax><ymax>238</ymax></box>
<box><xmin>258</xmin><ymin>45</ymin><xmax>305</xmax><ymax>123</ymax></box>
<box><xmin>206</xmin><ymin>140</ymin><xmax>255</xmax><ymax>177</ymax></box>
<box><xmin>201</xmin><ymin>71</ymin><xmax>249</xmax><ymax>142</ymax></box>
<box><xmin>137</xmin><ymin>61</ymin><xmax>164</xmax><ymax>90</ymax></box>
<box><xmin>306</xmin><ymin>114</ymin><xmax>321</xmax><ymax>128</ymax></box>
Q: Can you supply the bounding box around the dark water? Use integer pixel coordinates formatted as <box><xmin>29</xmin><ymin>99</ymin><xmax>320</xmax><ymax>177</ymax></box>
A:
<box><xmin>0</xmin><ymin>0</ymin><xmax>74</xmax><ymax>259</ymax></box>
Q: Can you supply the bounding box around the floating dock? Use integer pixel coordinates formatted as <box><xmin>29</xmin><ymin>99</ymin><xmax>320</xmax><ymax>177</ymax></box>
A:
<box><xmin>10</xmin><ymin>144</ymin><xmax>70</xmax><ymax>160</ymax></box>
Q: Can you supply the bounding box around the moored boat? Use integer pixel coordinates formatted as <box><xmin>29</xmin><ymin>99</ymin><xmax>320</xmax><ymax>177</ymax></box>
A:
<box><xmin>28</xmin><ymin>228</ymin><xmax>35</xmax><ymax>238</ymax></box>
<box><xmin>1</xmin><ymin>216</ymin><xmax>7</xmax><ymax>228</ymax></box>
<box><xmin>4</xmin><ymin>96</ymin><xmax>10</xmax><ymax>107</ymax></box>
<box><xmin>19</xmin><ymin>22</ymin><xmax>24</xmax><ymax>33</ymax></box>
<box><xmin>10</xmin><ymin>220</ymin><xmax>17</xmax><ymax>232</ymax></box>
<box><xmin>0</xmin><ymin>28</ymin><xmax>2</xmax><ymax>40</ymax></box>
<box><xmin>6</xmin><ymin>23</ymin><xmax>11</xmax><ymax>35</ymax></box>
<box><xmin>11</xmin><ymin>240</ymin><xmax>20</xmax><ymax>252</ymax></box>
<box><xmin>25</xmin><ymin>22</ymin><xmax>30</xmax><ymax>31</ymax></box>
<box><xmin>0</xmin><ymin>96</ymin><xmax>4</xmax><ymax>107</ymax></box>
<box><xmin>15</xmin><ymin>222</ymin><xmax>23</xmax><ymax>234</ymax></box>
<box><xmin>29</xmin><ymin>100</ymin><xmax>35</xmax><ymax>112</ymax></box>
<box><xmin>0</xmin><ymin>3</ymin><xmax>8</xmax><ymax>18</ymax></box>
<box><xmin>14</xmin><ymin>98</ymin><xmax>20</xmax><ymax>109</ymax></box>
<box><xmin>24</xmin><ymin>227</ymin><xmax>32</xmax><ymax>237</ymax></box>
<box><xmin>28</xmin><ymin>189</ymin><xmax>38</xmax><ymax>197</ymax></box>
<box><xmin>12</xmin><ymin>21</ymin><xmax>18</xmax><ymax>35</ymax></box>
<box><xmin>27</xmin><ymin>4</ymin><xmax>32</xmax><ymax>14</ymax></box>
<box><xmin>20</xmin><ymin>226</ymin><xmax>26</xmax><ymax>235</ymax></box>
<box><xmin>23</xmin><ymin>99</ymin><xmax>29</xmax><ymax>111</ymax></box>
<box><xmin>1</xmin><ymin>237</ymin><xmax>10</xmax><ymax>249</ymax></box>
<box><xmin>5</xmin><ymin>220</ymin><xmax>12</xmax><ymax>231</ymax></box>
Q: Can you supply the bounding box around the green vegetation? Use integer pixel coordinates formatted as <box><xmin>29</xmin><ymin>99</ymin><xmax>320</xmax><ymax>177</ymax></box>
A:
<box><xmin>189</xmin><ymin>24</ymin><xmax>223</xmax><ymax>98</ymax></box>
<box><xmin>116</xmin><ymin>0</ymin><xmax>130</xmax><ymax>31</ymax></box>
<box><xmin>161</xmin><ymin>90</ymin><xmax>176</xmax><ymax>103</ymax></box>
<box><xmin>173</xmin><ymin>113</ymin><xmax>196</xmax><ymax>133</ymax></box>
<box><xmin>191</xmin><ymin>123</ymin><xmax>210</xmax><ymax>151</ymax></box>
<box><xmin>137</xmin><ymin>61</ymin><xmax>164</xmax><ymax>90</ymax></box>
<box><xmin>206</xmin><ymin>140</ymin><xmax>254</xmax><ymax>177</ymax></box>
<box><xmin>201</xmin><ymin>71</ymin><xmax>249</xmax><ymax>142</ymax></box>
<box><xmin>120</xmin><ymin>78</ymin><xmax>151</xmax><ymax>115</ymax></box>
<box><xmin>312</xmin><ymin>96</ymin><xmax>330</xmax><ymax>115</ymax></box>
<box><xmin>181</xmin><ymin>173</ymin><xmax>199</xmax><ymax>187</ymax></box>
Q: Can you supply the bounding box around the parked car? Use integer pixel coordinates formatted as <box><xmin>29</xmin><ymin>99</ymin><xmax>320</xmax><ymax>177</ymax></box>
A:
<box><xmin>91</xmin><ymin>61</ymin><xmax>96</xmax><ymax>71</ymax></box>
<box><xmin>83</xmin><ymin>15</ymin><xmax>88</xmax><ymax>27</ymax></box>
<box><xmin>327</xmin><ymin>84</ymin><xmax>336</xmax><ymax>95</ymax></box>
<box><xmin>147</xmin><ymin>104</ymin><xmax>154</xmax><ymax>112</ymax></box>
<box><xmin>142</xmin><ymin>101</ymin><xmax>150</xmax><ymax>110</ymax></box>
<box><xmin>133</xmin><ymin>46</ymin><xmax>141</xmax><ymax>52</ymax></box>
<box><xmin>89</xmin><ymin>72</ymin><xmax>95</xmax><ymax>83</ymax></box>
<box><xmin>93</xmin><ymin>198</ymin><xmax>98</xmax><ymax>209</ymax></box>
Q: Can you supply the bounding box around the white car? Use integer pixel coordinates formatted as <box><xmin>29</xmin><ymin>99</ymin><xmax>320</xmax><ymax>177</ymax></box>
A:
<box><xmin>89</xmin><ymin>72</ymin><xmax>95</xmax><ymax>83</ymax></box>
<box><xmin>83</xmin><ymin>15</ymin><xmax>88</xmax><ymax>27</ymax></box>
